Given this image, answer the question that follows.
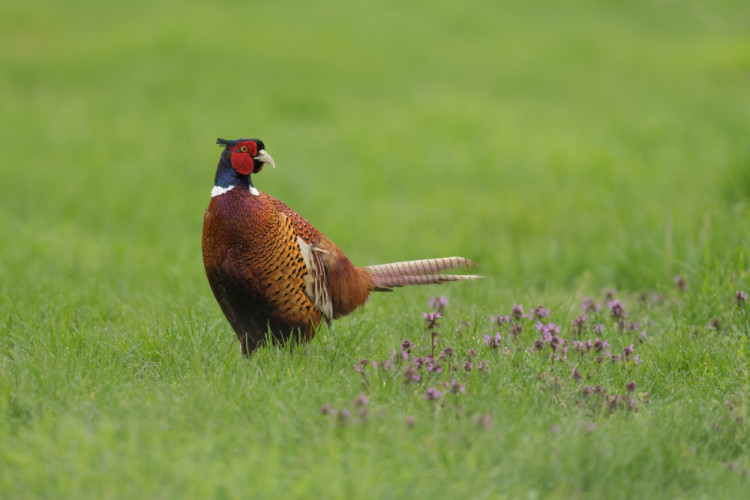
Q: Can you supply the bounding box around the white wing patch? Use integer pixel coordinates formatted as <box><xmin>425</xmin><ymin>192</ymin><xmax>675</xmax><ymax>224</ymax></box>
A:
<box><xmin>297</xmin><ymin>236</ymin><xmax>333</xmax><ymax>322</ymax></box>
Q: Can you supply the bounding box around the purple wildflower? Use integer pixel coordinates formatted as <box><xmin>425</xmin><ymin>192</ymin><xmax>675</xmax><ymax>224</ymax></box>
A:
<box><xmin>608</xmin><ymin>300</ymin><xmax>627</xmax><ymax>318</ymax></box>
<box><xmin>355</xmin><ymin>394</ymin><xmax>368</xmax><ymax>406</ymax></box>
<box><xmin>531</xmin><ymin>305</ymin><xmax>550</xmax><ymax>319</ymax></box>
<box><xmin>423</xmin><ymin>311</ymin><xmax>442</xmax><ymax>330</ymax></box>
<box><xmin>736</xmin><ymin>290</ymin><xmax>748</xmax><ymax>307</ymax></box>
<box><xmin>626</xmin><ymin>381</ymin><xmax>637</xmax><ymax>393</ymax></box>
<box><xmin>549</xmin><ymin>335</ymin><xmax>561</xmax><ymax>351</ymax></box>
<box><xmin>511</xmin><ymin>304</ymin><xmax>524</xmax><ymax>319</ymax></box>
<box><xmin>428</xmin><ymin>296</ymin><xmax>448</xmax><ymax>312</ymax></box>
<box><xmin>449</xmin><ymin>378</ymin><xmax>466</xmax><ymax>394</ymax></box>
<box><xmin>674</xmin><ymin>274</ymin><xmax>687</xmax><ymax>292</ymax></box>
<box><xmin>594</xmin><ymin>324</ymin><xmax>604</xmax><ymax>335</ymax></box>
<box><xmin>634</xmin><ymin>354</ymin><xmax>641</xmax><ymax>365</ymax></box>
<box><xmin>593</xmin><ymin>339</ymin><xmax>605</xmax><ymax>353</ymax></box>
<box><xmin>353</xmin><ymin>364</ymin><xmax>363</xmax><ymax>373</ymax></box>
<box><xmin>510</xmin><ymin>324</ymin><xmax>523</xmax><ymax>337</ymax></box>
<box><xmin>571</xmin><ymin>368</ymin><xmax>582</xmax><ymax>381</ymax></box>
<box><xmin>424</xmin><ymin>386</ymin><xmax>443</xmax><ymax>400</ymax></box>
<box><xmin>464</xmin><ymin>360</ymin><xmax>473</xmax><ymax>371</ymax></box>
<box><xmin>426</xmin><ymin>361</ymin><xmax>442</xmax><ymax>373</ymax></box>
<box><xmin>572</xmin><ymin>314</ymin><xmax>588</xmax><ymax>334</ymax></box>
<box><xmin>536</xmin><ymin>322</ymin><xmax>560</xmax><ymax>343</ymax></box>
<box><xmin>581</xmin><ymin>297</ymin><xmax>601</xmax><ymax>313</ymax></box>
<box><xmin>623</xmin><ymin>344</ymin><xmax>634</xmax><ymax>359</ymax></box>
<box><xmin>403</xmin><ymin>366</ymin><xmax>421</xmax><ymax>384</ymax></box>
<box><xmin>491</xmin><ymin>314</ymin><xmax>509</xmax><ymax>327</ymax></box>
<box><xmin>608</xmin><ymin>395</ymin><xmax>622</xmax><ymax>411</ymax></box>
<box><xmin>627</xmin><ymin>397</ymin><xmax>638</xmax><ymax>411</ymax></box>
<box><xmin>477</xmin><ymin>414</ymin><xmax>494</xmax><ymax>430</ymax></box>
<box><xmin>400</xmin><ymin>339</ymin><xmax>414</xmax><ymax>353</ymax></box>
<box><xmin>707</xmin><ymin>318</ymin><xmax>720</xmax><ymax>331</ymax></box>
<box><xmin>319</xmin><ymin>404</ymin><xmax>332</xmax><ymax>415</ymax></box>
<box><xmin>484</xmin><ymin>332</ymin><xmax>502</xmax><ymax>348</ymax></box>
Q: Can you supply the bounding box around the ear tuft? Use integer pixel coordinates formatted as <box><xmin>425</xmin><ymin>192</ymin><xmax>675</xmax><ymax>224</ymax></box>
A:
<box><xmin>217</xmin><ymin>138</ymin><xmax>261</xmax><ymax>148</ymax></box>
<box><xmin>217</xmin><ymin>138</ymin><xmax>238</xmax><ymax>147</ymax></box>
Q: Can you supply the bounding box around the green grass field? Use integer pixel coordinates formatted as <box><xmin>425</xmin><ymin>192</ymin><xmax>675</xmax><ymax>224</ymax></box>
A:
<box><xmin>2</xmin><ymin>0</ymin><xmax>750</xmax><ymax>497</ymax></box>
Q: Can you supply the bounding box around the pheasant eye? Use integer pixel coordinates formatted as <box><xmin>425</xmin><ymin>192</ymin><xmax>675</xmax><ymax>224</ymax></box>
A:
<box><xmin>240</xmin><ymin>146</ymin><xmax>248</xmax><ymax>152</ymax></box>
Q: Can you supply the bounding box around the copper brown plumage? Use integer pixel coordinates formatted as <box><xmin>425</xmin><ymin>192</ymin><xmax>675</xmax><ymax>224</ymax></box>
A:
<box><xmin>202</xmin><ymin>138</ymin><xmax>481</xmax><ymax>355</ymax></box>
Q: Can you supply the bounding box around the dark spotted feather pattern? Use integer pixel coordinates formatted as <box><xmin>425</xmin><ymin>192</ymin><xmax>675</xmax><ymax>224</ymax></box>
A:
<box><xmin>203</xmin><ymin>190</ymin><xmax>324</xmax><ymax>354</ymax></box>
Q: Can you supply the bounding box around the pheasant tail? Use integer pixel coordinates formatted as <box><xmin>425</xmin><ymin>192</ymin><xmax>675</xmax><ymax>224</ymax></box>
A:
<box><xmin>363</xmin><ymin>256</ymin><xmax>482</xmax><ymax>290</ymax></box>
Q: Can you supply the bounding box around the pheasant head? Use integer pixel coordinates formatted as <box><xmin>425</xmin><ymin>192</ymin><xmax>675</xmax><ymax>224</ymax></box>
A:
<box><xmin>213</xmin><ymin>138</ymin><xmax>275</xmax><ymax>196</ymax></box>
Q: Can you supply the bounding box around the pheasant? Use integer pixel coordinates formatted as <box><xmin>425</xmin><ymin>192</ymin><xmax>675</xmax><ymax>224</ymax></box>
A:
<box><xmin>202</xmin><ymin>138</ymin><xmax>481</xmax><ymax>355</ymax></box>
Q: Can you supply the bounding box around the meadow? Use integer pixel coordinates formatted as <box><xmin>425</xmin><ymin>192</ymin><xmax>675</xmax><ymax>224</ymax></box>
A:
<box><xmin>1</xmin><ymin>0</ymin><xmax>749</xmax><ymax>497</ymax></box>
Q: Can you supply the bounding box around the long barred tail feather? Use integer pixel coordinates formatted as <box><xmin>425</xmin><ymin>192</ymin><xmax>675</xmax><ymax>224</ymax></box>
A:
<box><xmin>363</xmin><ymin>257</ymin><xmax>482</xmax><ymax>290</ymax></box>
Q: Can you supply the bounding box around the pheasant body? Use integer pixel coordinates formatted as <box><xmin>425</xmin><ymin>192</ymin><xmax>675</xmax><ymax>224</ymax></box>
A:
<box><xmin>202</xmin><ymin>138</ymin><xmax>480</xmax><ymax>355</ymax></box>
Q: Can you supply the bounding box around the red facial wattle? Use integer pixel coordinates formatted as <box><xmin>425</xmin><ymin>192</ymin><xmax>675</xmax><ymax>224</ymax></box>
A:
<box><xmin>230</xmin><ymin>142</ymin><xmax>258</xmax><ymax>175</ymax></box>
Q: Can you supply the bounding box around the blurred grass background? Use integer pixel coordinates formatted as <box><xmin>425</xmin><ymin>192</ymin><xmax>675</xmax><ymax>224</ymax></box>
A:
<box><xmin>2</xmin><ymin>0</ymin><xmax>750</xmax><ymax>497</ymax></box>
<box><xmin>2</xmin><ymin>0</ymin><xmax>748</xmax><ymax>296</ymax></box>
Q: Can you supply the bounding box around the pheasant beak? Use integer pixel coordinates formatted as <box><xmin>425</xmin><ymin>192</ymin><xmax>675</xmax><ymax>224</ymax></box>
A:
<box><xmin>253</xmin><ymin>149</ymin><xmax>276</xmax><ymax>169</ymax></box>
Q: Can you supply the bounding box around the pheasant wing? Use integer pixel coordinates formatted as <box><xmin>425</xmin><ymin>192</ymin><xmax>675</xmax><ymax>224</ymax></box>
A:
<box><xmin>292</xmin><ymin>225</ymin><xmax>333</xmax><ymax>323</ymax></box>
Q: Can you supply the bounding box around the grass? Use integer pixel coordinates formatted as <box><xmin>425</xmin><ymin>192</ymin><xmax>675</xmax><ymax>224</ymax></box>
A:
<box><xmin>2</xmin><ymin>0</ymin><xmax>750</xmax><ymax>497</ymax></box>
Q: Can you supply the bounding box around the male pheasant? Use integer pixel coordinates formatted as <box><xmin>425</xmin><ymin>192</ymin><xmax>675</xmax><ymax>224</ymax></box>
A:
<box><xmin>202</xmin><ymin>138</ymin><xmax>481</xmax><ymax>355</ymax></box>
